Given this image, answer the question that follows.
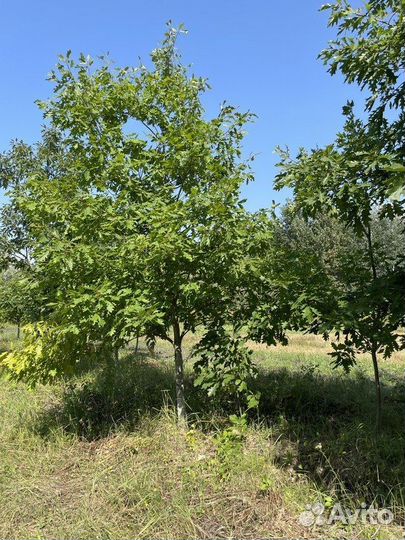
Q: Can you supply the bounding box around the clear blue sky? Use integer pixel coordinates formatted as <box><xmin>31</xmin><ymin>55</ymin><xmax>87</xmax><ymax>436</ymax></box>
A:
<box><xmin>0</xmin><ymin>0</ymin><xmax>363</xmax><ymax>210</ymax></box>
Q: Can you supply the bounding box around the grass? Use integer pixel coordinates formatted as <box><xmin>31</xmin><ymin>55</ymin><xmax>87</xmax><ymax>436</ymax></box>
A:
<box><xmin>0</xmin><ymin>329</ymin><xmax>404</xmax><ymax>539</ymax></box>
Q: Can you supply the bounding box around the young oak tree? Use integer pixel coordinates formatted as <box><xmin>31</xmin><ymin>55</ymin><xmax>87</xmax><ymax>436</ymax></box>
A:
<box><xmin>1</xmin><ymin>25</ymin><xmax>261</xmax><ymax>421</ymax></box>
<box><xmin>273</xmin><ymin>0</ymin><xmax>405</xmax><ymax>431</ymax></box>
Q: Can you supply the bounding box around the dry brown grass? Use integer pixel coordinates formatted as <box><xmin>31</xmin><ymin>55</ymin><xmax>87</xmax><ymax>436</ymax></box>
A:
<box><xmin>4</xmin><ymin>411</ymin><xmax>398</xmax><ymax>540</ymax></box>
<box><xmin>0</xmin><ymin>402</ymin><xmax>312</xmax><ymax>539</ymax></box>
<box><xmin>249</xmin><ymin>332</ymin><xmax>405</xmax><ymax>364</ymax></box>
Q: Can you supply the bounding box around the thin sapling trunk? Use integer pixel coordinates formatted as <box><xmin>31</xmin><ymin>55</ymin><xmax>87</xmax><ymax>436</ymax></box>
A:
<box><xmin>371</xmin><ymin>343</ymin><xmax>382</xmax><ymax>434</ymax></box>
<box><xmin>365</xmin><ymin>225</ymin><xmax>382</xmax><ymax>434</ymax></box>
<box><xmin>173</xmin><ymin>319</ymin><xmax>186</xmax><ymax>424</ymax></box>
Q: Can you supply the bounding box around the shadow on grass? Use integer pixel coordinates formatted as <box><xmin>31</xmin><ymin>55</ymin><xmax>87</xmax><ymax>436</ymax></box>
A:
<box><xmin>33</xmin><ymin>351</ymin><xmax>213</xmax><ymax>439</ymax></box>
<box><xmin>33</xmin><ymin>350</ymin><xmax>405</xmax><ymax>506</ymax></box>
<box><xmin>253</xmin><ymin>364</ymin><xmax>405</xmax><ymax>506</ymax></box>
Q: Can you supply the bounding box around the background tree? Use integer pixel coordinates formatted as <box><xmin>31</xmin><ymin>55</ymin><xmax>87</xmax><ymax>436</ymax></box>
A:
<box><xmin>0</xmin><ymin>203</ymin><xmax>33</xmax><ymax>271</ymax></box>
<box><xmin>273</xmin><ymin>0</ymin><xmax>405</xmax><ymax>431</ymax></box>
<box><xmin>0</xmin><ymin>269</ymin><xmax>41</xmax><ymax>338</ymax></box>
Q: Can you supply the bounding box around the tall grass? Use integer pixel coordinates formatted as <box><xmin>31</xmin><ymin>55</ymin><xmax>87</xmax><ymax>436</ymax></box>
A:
<box><xmin>0</xmin><ymin>331</ymin><xmax>404</xmax><ymax>539</ymax></box>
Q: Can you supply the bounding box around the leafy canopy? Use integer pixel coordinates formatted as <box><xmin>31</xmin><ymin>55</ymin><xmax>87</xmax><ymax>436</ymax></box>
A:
<box><xmin>1</xmin><ymin>24</ymin><xmax>262</xmax><ymax>409</ymax></box>
<box><xmin>272</xmin><ymin>0</ymin><xmax>405</xmax><ymax>368</ymax></box>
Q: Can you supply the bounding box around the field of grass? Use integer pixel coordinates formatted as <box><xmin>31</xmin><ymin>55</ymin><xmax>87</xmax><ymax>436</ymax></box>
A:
<box><xmin>0</xmin><ymin>326</ymin><xmax>404</xmax><ymax>539</ymax></box>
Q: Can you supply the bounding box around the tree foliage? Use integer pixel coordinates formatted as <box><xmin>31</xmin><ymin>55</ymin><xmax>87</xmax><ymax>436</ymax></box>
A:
<box><xmin>1</xmin><ymin>4</ymin><xmax>403</xmax><ymax>431</ymax></box>
<box><xmin>272</xmin><ymin>0</ymin><xmax>405</xmax><ymax>430</ymax></box>
<box><xmin>1</xmin><ymin>24</ymin><xmax>263</xmax><ymax>419</ymax></box>
<box><xmin>0</xmin><ymin>269</ymin><xmax>41</xmax><ymax>337</ymax></box>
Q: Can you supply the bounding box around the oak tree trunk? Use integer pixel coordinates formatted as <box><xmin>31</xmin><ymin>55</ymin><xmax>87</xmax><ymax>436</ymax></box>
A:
<box><xmin>371</xmin><ymin>344</ymin><xmax>382</xmax><ymax>434</ymax></box>
<box><xmin>365</xmin><ymin>227</ymin><xmax>382</xmax><ymax>435</ymax></box>
<box><xmin>173</xmin><ymin>320</ymin><xmax>186</xmax><ymax>424</ymax></box>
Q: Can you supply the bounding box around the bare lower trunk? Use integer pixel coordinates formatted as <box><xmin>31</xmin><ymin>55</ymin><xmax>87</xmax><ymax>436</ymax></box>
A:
<box><xmin>371</xmin><ymin>344</ymin><xmax>382</xmax><ymax>434</ymax></box>
<box><xmin>365</xmin><ymin>228</ymin><xmax>382</xmax><ymax>434</ymax></box>
<box><xmin>173</xmin><ymin>320</ymin><xmax>186</xmax><ymax>424</ymax></box>
<box><xmin>17</xmin><ymin>322</ymin><xmax>20</xmax><ymax>340</ymax></box>
<box><xmin>134</xmin><ymin>332</ymin><xmax>139</xmax><ymax>355</ymax></box>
